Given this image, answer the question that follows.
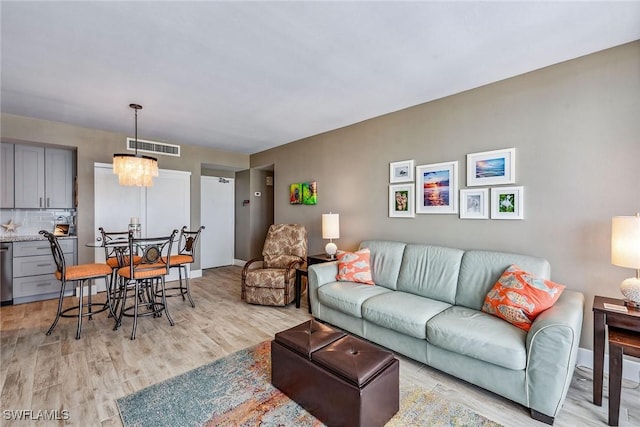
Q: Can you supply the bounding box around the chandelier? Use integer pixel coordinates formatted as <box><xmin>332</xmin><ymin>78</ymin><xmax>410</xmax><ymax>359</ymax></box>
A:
<box><xmin>113</xmin><ymin>104</ymin><xmax>158</xmax><ymax>187</ymax></box>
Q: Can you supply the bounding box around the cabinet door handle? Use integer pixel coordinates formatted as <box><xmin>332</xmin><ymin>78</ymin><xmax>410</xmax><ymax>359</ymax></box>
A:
<box><xmin>36</xmin><ymin>246</ymin><xmax>49</xmax><ymax>250</ymax></box>
<box><xmin>40</xmin><ymin>197</ymin><xmax>43</xmax><ymax>207</ymax></box>
<box><xmin>36</xmin><ymin>282</ymin><xmax>51</xmax><ymax>287</ymax></box>
<box><xmin>36</xmin><ymin>263</ymin><xmax>53</xmax><ymax>267</ymax></box>
<box><xmin>47</xmin><ymin>197</ymin><xmax>50</xmax><ymax>207</ymax></box>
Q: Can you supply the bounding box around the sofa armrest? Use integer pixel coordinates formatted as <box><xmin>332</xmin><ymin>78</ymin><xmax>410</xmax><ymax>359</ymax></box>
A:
<box><xmin>525</xmin><ymin>289</ymin><xmax>584</xmax><ymax>418</ymax></box>
<box><xmin>308</xmin><ymin>261</ymin><xmax>338</xmax><ymax>314</ymax></box>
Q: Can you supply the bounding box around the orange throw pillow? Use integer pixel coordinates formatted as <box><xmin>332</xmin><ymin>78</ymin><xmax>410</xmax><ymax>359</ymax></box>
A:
<box><xmin>335</xmin><ymin>248</ymin><xmax>375</xmax><ymax>285</ymax></box>
<box><xmin>482</xmin><ymin>264</ymin><xmax>565</xmax><ymax>331</ymax></box>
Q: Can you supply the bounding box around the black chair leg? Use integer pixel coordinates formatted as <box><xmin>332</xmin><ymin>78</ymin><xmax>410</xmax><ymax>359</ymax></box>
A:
<box><xmin>160</xmin><ymin>277</ymin><xmax>175</xmax><ymax>326</ymax></box>
<box><xmin>76</xmin><ymin>279</ymin><xmax>84</xmax><ymax>340</ymax></box>
<box><xmin>46</xmin><ymin>280</ymin><xmax>66</xmax><ymax>336</ymax></box>
<box><xmin>183</xmin><ymin>265</ymin><xmax>195</xmax><ymax>308</ymax></box>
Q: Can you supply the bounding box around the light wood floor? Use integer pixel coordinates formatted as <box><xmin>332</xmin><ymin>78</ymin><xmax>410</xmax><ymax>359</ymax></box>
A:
<box><xmin>1</xmin><ymin>266</ymin><xmax>638</xmax><ymax>426</ymax></box>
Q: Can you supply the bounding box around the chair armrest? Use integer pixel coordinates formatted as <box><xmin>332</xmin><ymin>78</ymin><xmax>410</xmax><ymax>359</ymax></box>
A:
<box><xmin>242</xmin><ymin>258</ymin><xmax>263</xmax><ymax>281</ymax></box>
<box><xmin>525</xmin><ymin>289</ymin><xmax>584</xmax><ymax>418</ymax></box>
<box><xmin>284</xmin><ymin>257</ymin><xmax>305</xmax><ymax>277</ymax></box>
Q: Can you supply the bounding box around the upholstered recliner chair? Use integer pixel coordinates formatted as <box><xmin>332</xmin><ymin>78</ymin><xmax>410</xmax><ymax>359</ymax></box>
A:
<box><xmin>241</xmin><ymin>224</ymin><xmax>307</xmax><ymax>306</ymax></box>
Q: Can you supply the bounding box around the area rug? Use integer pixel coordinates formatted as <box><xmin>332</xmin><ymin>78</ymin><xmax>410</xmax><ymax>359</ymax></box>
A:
<box><xmin>117</xmin><ymin>340</ymin><xmax>502</xmax><ymax>427</ymax></box>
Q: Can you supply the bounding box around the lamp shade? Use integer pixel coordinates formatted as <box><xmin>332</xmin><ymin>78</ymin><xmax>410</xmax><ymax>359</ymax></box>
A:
<box><xmin>113</xmin><ymin>103</ymin><xmax>158</xmax><ymax>187</ymax></box>
<box><xmin>322</xmin><ymin>213</ymin><xmax>340</xmax><ymax>239</ymax></box>
<box><xmin>611</xmin><ymin>215</ymin><xmax>640</xmax><ymax>269</ymax></box>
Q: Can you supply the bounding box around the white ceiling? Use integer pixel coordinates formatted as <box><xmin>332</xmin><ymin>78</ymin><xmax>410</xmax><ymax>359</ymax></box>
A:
<box><xmin>2</xmin><ymin>1</ymin><xmax>639</xmax><ymax>155</ymax></box>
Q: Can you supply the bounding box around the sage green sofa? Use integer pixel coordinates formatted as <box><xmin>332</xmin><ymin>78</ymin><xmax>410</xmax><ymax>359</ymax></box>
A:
<box><xmin>308</xmin><ymin>240</ymin><xmax>584</xmax><ymax>425</ymax></box>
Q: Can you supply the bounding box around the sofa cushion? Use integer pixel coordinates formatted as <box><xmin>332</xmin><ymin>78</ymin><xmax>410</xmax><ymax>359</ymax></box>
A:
<box><xmin>336</xmin><ymin>248</ymin><xmax>374</xmax><ymax>284</ymax></box>
<box><xmin>318</xmin><ymin>281</ymin><xmax>392</xmax><ymax>318</ymax></box>
<box><xmin>427</xmin><ymin>305</ymin><xmax>527</xmax><ymax>370</ymax></box>
<box><xmin>359</xmin><ymin>240</ymin><xmax>406</xmax><ymax>290</ymax></box>
<box><xmin>396</xmin><ymin>244</ymin><xmax>464</xmax><ymax>304</ymax></box>
<box><xmin>362</xmin><ymin>291</ymin><xmax>451</xmax><ymax>339</ymax></box>
<box><xmin>482</xmin><ymin>265</ymin><xmax>565</xmax><ymax>331</ymax></box>
<box><xmin>456</xmin><ymin>250</ymin><xmax>551</xmax><ymax>311</ymax></box>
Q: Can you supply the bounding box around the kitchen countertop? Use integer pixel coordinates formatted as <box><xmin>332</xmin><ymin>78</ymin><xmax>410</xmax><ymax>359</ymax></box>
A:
<box><xmin>0</xmin><ymin>235</ymin><xmax>77</xmax><ymax>243</ymax></box>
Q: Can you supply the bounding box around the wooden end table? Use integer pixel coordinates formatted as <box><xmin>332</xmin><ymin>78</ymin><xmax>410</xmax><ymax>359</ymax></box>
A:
<box><xmin>295</xmin><ymin>253</ymin><xmax>337</xmax><ymax>313</ymax></box>
<box><xmin>592</xmin><ymin>295</ymin><xmax>640</xmax><ymax>423</ymax></box>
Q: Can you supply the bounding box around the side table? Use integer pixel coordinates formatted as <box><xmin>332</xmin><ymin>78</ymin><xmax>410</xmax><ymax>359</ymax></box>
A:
<box><xmin>592</xmin><ymin>295</ymin><xmax>640</xmax><ymax>420</ymax></box>
<box><xmin>295</xmin><ymin>253</ymin><xmax>337</xmax><ymax>313</ymax></box>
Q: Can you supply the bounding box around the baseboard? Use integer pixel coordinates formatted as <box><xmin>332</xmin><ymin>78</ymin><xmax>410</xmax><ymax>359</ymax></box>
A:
<box><xmin>234</xmin><ymin>259</ymin><xmax>246</xmax><ymax>267</ymax></box>
<box><xmin>577</xmin><ymin>347</ymin><xmax>640</xmax><ymax>382</ymax></box>
<box><xmin>190</xmin><ymin>269</ymin><xmax>202</xmax><ymax>279</ymax></box>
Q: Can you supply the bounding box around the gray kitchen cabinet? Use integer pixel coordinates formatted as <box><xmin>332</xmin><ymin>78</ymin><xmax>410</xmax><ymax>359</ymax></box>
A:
<box><xmin>45</xmin><ymin>147</ymin><xmax>74</xmax><ymax>208</ymax></box>
<box><xmin>14</xmin><ymin>145</ymin><xmax>74</xmax><ymax>208</ymax></box>
<box><xmin>12</xmin><ymin>239</ymin><xmax>76</xmax><ymax>304</ymax></box>
<box><xmin>1</xmin><ymin>143</ymin><xmax>14</xmax><ymax>208</ymax></box>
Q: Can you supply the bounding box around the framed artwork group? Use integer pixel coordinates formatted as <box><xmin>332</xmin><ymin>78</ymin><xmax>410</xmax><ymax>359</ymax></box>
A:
<box><xmin>290</xmin><ymin>181</ymin><xmax>317</xmax><ymax>205</ymax></box>
<box><xmin>389</xmin><ymin>147</ymin><xmax>523</xmax><ymax>220</ymax></box>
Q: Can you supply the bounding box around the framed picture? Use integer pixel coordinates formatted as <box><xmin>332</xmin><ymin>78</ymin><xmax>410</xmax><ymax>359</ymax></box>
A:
<box><xmin>302</xmin><ymin>181</ymin><xmax>317</xmax><ymax>205</ymax></box>
<box><xmin>491</xmin><ymin>186</ymin><xmax>524</xmax><ymax>219</ymax></box>
<box><xmin>389</xmin><ymin>160</ymin><xmax>414</xmax><ymax>183</ymax></box>
<box><xmin>389</xmin><ymin>184</ymin><xmax>415</xmax><ymax>218</ymax></box>
<box><xmin>415</xmin><ymin>161</ymin><xmax>458</xmax><ymax>214</ymax></box>
<box><xmin>466</xmin><ymin>148</ymin><xmax>516</xmax><ymax>186</ymax></box>
<box><xmin>460</xmin><ymin>188</ymin><xmax>489</xmax><ymax>219</ymax></box>
<box><xmin>289</xmin><ymin>183</ymin><xmax>301</xmax><ymax>204</ymax></box>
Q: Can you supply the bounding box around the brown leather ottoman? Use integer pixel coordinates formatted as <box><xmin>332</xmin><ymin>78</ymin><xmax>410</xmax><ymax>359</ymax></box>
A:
<box><xmin>271</xmin><ymin>320</ymin><xmax>399</xmax><ymax>427</ymax></box>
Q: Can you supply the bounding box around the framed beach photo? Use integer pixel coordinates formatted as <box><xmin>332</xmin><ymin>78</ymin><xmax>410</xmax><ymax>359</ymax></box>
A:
<box><xmin>389</xmin><ymin>184</ymin><xmax>415</xmax><ymax>218</ymax></box>
<box><xmin>415</xmin><ymin>161</ymin><xmax>458</xmax><ymax>214</ymax></box>
<box><xmin>389</xmin><ymin>160</ymin><xmax>414</xmax><ymax>183</ymax></box>
<box><xmin>491</xmin><ymin>186</ymin><xmax>524</xmax><ymax>219</ymax></box>
<box><xmin>460</xmin><ymin>188</ymin><xmax>489</xmax><ymax>219</ymax></box>
<box><xmin>466</xmin><ymin>148</ymin><xmax>516</xmax><ymax>186</ymax></box>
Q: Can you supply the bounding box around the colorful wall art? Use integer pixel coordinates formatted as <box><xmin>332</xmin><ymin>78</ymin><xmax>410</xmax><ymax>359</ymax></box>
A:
<box><xmin>290</xmin><ymin>181</ymin><xmax>317</xmax><ymax>205</ymax></box>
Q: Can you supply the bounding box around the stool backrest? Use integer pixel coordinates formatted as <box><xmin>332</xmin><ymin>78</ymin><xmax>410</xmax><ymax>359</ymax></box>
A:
<box><xmin>39</xmin><ymin>230</ymin><xmax>66</xmax><ymax>279</ymax></box>
<box><xmin>125</xmin><ymin>229</ymin><xmax>178</xmax><ymax>278</ymax></box>
<box><xmin>177</xmin><ymin>225</ymin><xmax>205</xmax><ymax>259</ymax></box>
<box><xmin>99</xmin><ymin>227</ymin><xmax>130</xmax><ymax>261</ymax></box>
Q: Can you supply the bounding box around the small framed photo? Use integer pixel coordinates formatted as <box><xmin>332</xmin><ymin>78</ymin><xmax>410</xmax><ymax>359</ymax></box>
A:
<box><xmin>389</xmin><ymin>184</ymin><xmax>415</xmax><ymax>218</ymax></box>
<box><xmin>460</xmin><ymin>188</ymin><xmax>489</xmax><ymax>219</ymax></box>
<box><xmin>467</xmin><ymin>148</ymin><xmax>516</xmax><ymax>186</ymax></box>
<box><xmin>491</xmin><ymin>186</ymin><xmax>524</xmax><ymax>220</ymax></box>
<box><xmin>415</xmin><ymin>161</ymin><xmax>458</xmax><ymax>214</ymax></box>
<box><xmin>389</xmin><ymin>160</ymin><xmax>414</xmax><ymax>183</ymax></box>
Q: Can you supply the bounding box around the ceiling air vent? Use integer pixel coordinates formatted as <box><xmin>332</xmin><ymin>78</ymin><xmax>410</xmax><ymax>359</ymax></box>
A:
<box><xmin>126</xmin><ymin>137</ymin><xmax>180</xmax><ymax>157</ymax></box>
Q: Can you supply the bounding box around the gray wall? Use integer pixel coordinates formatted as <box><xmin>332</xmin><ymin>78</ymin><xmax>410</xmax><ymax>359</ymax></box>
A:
<box><xmin>251</xmin><ymin>41</ymin><xmax>640</xmax><ymax>350</ymax></box>
<box><xmin>1</xmin><ymin>113</ymin><xmax>250</xmax><ymax>269</ymax></box>
<box><xmin>234</xmin><ymin>169</ymin><xmax>251</xmax><ymax>261</ymax></box>
<box><xmin>249</xmin><ymin>168</ymin><xmax>274</xmax><ymax>260</ymax></box>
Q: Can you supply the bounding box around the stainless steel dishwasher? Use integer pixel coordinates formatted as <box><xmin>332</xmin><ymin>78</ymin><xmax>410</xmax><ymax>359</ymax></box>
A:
<box><xmin>1</xmin><ymin>243</ymin><xmax>12</xmax><ymax>305</ymax></box>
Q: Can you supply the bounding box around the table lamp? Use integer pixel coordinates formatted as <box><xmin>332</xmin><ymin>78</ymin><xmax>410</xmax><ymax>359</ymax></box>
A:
<box><xmin>611</xmin><ymin>213</ymin><xmax>640</xmax><ymax>308</ymax></box>
<box><xmin>322</xmin><ymin>213</ymin><xmax>340</xmax><ymax>260</ymax></box>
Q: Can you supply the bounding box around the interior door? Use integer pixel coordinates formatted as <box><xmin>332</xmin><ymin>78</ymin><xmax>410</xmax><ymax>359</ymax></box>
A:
<box><xmin>200</xmin><ymin>176</ymin><xmax>234</xmax><ymax>268</ymax></box>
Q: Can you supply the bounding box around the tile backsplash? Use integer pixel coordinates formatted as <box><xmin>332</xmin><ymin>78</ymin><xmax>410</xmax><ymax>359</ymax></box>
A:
<box><xmin>0</xmin><ymin>209</ymin><xmax>76</xmax><ymax>236</ymax></box>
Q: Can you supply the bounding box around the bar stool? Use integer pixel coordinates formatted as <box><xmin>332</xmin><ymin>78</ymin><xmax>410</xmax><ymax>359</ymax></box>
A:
<box><xmin>98</xmin><ymin>227</ymin><xmax>141</xmax><ymax>315</ymax></box>
<box><xmin>40</xmin><ymin>230</ymin><xmax>112</xmax><ymax>339</ymax></box>
<box><xmin>608</xmin><ymin>327</ymin><xmax>640</xmax><ymax>426</ymax></box>
<box><xmin>115</xmin><ymin>229</ymin><xmax>178</xmax><ymax>340</ymax></box>
<box><xmin>162</xmin><ymin>225</ymin><xmax>205</xmax><ymax>308</ymax></box>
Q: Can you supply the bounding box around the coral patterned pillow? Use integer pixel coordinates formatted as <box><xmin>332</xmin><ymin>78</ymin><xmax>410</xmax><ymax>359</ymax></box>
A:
<box><xmin>482</xmin><ymin>265</ymin><xmax>565</xmax><ymax>331</ymax></box>
<box><xmin>335</xmin><ymin>248</ymin><xmax>375</xmax><ymax>285</ymax></box>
